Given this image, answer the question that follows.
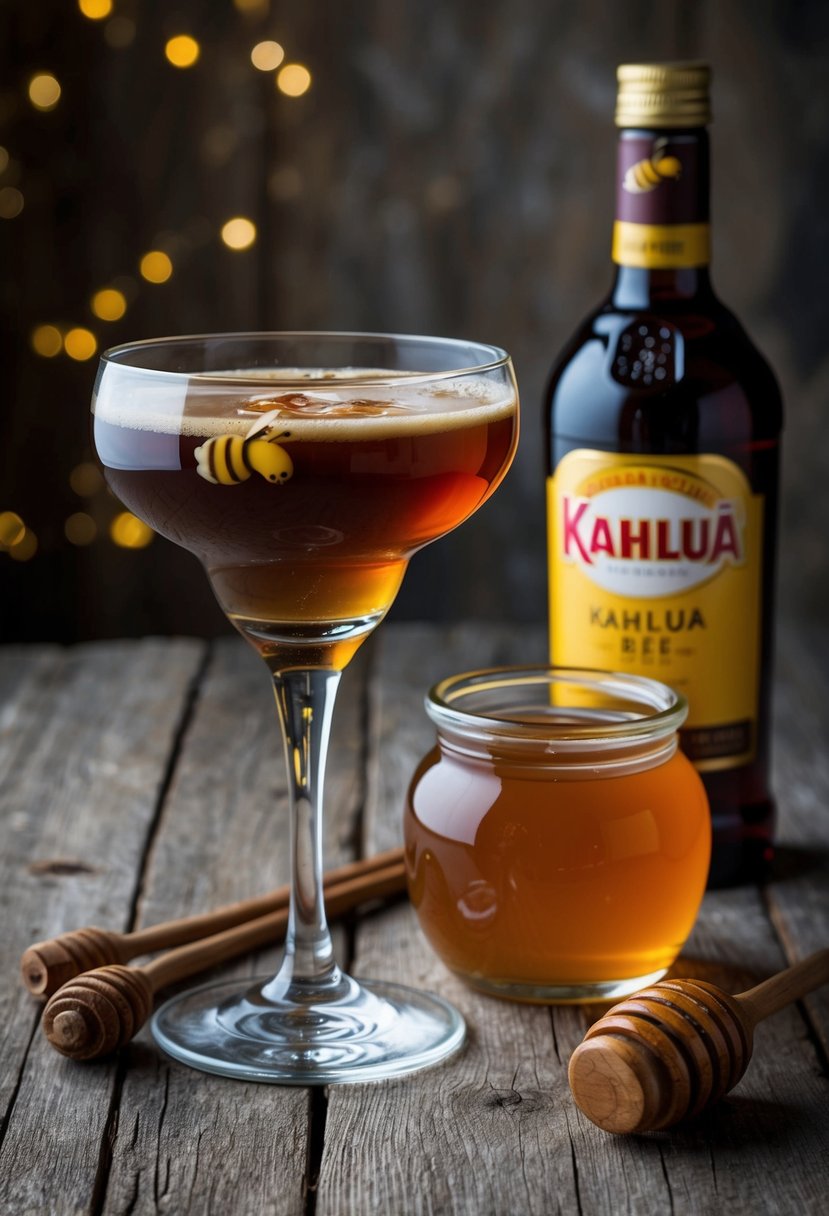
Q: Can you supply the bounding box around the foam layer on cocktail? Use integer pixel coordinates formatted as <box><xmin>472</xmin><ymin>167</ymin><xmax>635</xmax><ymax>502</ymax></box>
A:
<box><xmin>94</xmin><ymin>368</ymin><xmax>516</xmax><ymax>440</ymax></box>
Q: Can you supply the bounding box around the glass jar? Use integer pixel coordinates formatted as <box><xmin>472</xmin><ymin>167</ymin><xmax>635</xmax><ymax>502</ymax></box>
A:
<box><xmin>404</xmin><ymin>667</ymin><xmax>711</xmax><ymax>1002</ymax></box>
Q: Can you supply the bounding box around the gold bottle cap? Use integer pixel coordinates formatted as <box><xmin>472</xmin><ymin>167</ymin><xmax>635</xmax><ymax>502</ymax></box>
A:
<box><xmin>615</xmin><ymin>62</ymin><xmax>711</xmax><ymax>129</ymax></box>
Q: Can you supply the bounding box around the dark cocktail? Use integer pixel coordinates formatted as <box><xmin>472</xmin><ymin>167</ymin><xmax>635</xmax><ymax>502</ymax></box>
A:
<box><xmin>93</xmin><ymin>333</ymin><xmax>518</xmax><ymax>1083</ymax></box>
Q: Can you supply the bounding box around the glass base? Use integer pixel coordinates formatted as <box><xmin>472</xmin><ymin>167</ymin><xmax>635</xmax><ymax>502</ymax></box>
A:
<box><xmin>151</xmin><ymin>971</ymin><xmax>466</xmax><ymax>1084</ymax></box>
<box><xmin>460</xmin><ymin>966</ymin><xmax>670</xmax><ymax>1004</ymax></box>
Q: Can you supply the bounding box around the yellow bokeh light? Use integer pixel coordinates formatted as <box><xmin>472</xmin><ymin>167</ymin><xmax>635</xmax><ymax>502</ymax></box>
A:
<box><xmin>78</xmin><ymin>0</ymin><xmax>113</xmax><ymax>18</ymax></box>
<box><xmin>277</xmin><ymin>64</ymin><xmax>312</xmax><ymax>97</ymax></box>
<box><xmin>234</xmin><ymin>0</ymin><xmax>270</xmax><ymax>13</ymax></box>
<box><xmin>70</xmin><ymin>462</ymin><xmax>104</xmax><ymax>497</ymax></box>
<box><xmin>28</xmin><ymin>73</ymin><xmax>62</xmax><ymax>111</ymax></box>
<box><xmin>251</xmin><ymin>40</ymin><xmax>284</xmax><ymax>71</ymax></box>
<box><xmin>0</xmin><ymin>512</ymin><xmax>26</xmax><ymax>548</ymax></box>
<box><xmin>110</xmin><ymin>512</ymin><xmax>154</xmax><ymax>549</ymax></box>
<box><xmin>221</xmin><ymin>216</ymin><xmax>257</xmax><ymax>250</ymax></box>
<box><xmin>64</xmin><ymin>327</ymin><xmax>98</xmax><ymax>361</ymax></box>
<box><xmin>139</xmin><ymin>250</ymin><xmax>173</xmax><ymax>283</ymax></box>
<box><xmin>0</xmin><ymin>187</ymin><xmax>24</xmax><ymax>219</ymax></box>
<box><xmin>31</xmin><ymin>324</ymin><xmax>63</xmax><ymax>357</ymax></box>
<box><xmin>65</xmin><ymin>513</ymin><xmax>97</xmax><ymax>545</ymax></box>
<box><xmin>9</xmin><ymin>528</ymin><xmax>38</xmax><ymax>562</ymax></box>
<box><xmin>0</xmin><ymin>147</ymin><xmax>9</xmax><ymax>173</ymax></box>
<box><xmin>91</xmin><ymin>288</ymin><xmax>127</xmax><ymax>321</ymax></box>
<box><xmin>165</xmin><ymin>35</ymin><xmax>200</xmax><ymax>68</ymax></box>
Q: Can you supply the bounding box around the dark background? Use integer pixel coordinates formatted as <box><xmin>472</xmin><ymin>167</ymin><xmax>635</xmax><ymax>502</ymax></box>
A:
<box><xmin>1</xmin><ymin>0</ymin><xmax>827</xmax><ymax>642</ymax></box>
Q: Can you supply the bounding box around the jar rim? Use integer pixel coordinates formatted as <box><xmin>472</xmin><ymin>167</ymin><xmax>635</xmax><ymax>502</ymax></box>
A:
<box><xmin>426</xmin><ymin>665</ymin><xmax>687</xmax><ymax>751</ymax></box>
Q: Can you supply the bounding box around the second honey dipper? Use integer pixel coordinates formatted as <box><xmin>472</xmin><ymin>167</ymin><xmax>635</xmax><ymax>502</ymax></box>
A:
<box><xmin>568</xmin><ymin>947</ymin><xmax>829</xmax><ymax>1133</ymax></box>
<box><xmin>22</xmin><ymin>847</ymin><xmax>405</xmax><ymax>999</ymax></box>
<box><xmin>41</xmin><ymin>856</ymin><xmax>406</xmax><ymax>1060</ymax></box>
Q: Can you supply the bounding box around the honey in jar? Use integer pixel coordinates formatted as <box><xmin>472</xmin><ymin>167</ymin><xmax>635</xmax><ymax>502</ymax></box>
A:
<box><xmin>404</xmin><ymin>667</ymin><xmax>710</xmax><ymax>1001</ymax></box>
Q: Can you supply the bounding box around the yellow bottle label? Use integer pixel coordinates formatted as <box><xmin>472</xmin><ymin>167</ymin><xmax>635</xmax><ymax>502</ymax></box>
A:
<box><xmin>548</xmin><ymin>450</ymin><xmax>763</xmax><ymax>771</ymax></box>
<box><xmin>612</xmin><ymin>221</ymin><xmax>710</xmax><ymax>269</ymax></box>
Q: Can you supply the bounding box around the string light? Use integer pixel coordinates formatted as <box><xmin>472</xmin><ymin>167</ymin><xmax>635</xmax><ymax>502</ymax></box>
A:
<box><xmin>78</xmin><ymin>0</ymin><xmax>113</xmax><ymax>19</ymax></box>
<box><xmin>31</xmin><ymin>325</ymin><xmax>63</xmax><ymax>357</ymax></box>
<box><xmin>91</xmin><ymin>287</ymin><xmax>127</xmax><ymax>321</ymax></box>
<box><xmin>139</xmin><ymin>250</ymin><xmax>173</xmax><ymax>282</ymax></box>
<box><xmin>110</xmin><ymin>512</ymin><xmax>154</xmax><ymax>549</ymax></box>
<box><xmin>0</xmin><ymin>187</ymin><xmax>24</xmax><ymax>218</ymax></box>
<box><xmin>221</xmin><ymin>217</ymin><xmax>257</xmax><ymax>250</ymax></box>
<box><xmin>64</xmin><ymin>327</ymin><xmax>98</xmax><ymax>361</ymax></box>
<box><xmin>8</xmin><ymin>528</ymin><xmax>38</xmax><ymax>562</ymax></box>
<box><xmin>65</xmin><ymin>513</ymin><xmax>97</xmax><ymax>545</ymax></box>
<box><xmin>165</xmin><ymin>36</ymin><xmax>200</xmax><ymax>68</ymax></box>
<box><xmin>28</xmin><ymin>74</ymin><xmax>62</xmax><ymax>111</ymax></box>
<box><xmin>277</xmin><ymin>64</ymin><xmax>311</xmax><ymax>97</ymax></box>
<box><xmin>251</xmin><ymin>41</ymin><xmax>284</xmax><ymax>71</ymax></box>
<box><xmin>0</xmin><ymin>512</ymin><xmax>26</xmax><ymax>548</ymax></box>
<box><xmin>70</xmin><ymin>462</ymin><xmax>104</xmax><ymax>496</ymax></box>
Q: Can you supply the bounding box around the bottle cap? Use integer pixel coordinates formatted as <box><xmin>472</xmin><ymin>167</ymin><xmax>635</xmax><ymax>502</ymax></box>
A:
<box><xmin>615</xmin><ymin>62</ymin><xmax>711</xmax><ymax>129</ymax></box>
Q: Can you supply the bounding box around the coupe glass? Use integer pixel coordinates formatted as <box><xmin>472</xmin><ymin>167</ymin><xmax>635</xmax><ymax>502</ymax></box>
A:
<box><xmin>92</xmin><ymin>332</ymin><xmax>518</xmax><ymax>1084</ymax></box>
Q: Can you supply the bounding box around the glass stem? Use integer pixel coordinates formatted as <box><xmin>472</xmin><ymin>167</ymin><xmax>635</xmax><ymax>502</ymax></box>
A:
<box><xmin>271</xmin><ymin>667</ymin><xmax>341</xmax><ymax>986</ymax></box>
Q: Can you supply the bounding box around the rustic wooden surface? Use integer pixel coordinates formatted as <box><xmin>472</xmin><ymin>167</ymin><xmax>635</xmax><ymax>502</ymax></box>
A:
<box><xmin>0</xmin><ymin>622</ymin><xmax>827</xmax><ymax>1215</ymax></box>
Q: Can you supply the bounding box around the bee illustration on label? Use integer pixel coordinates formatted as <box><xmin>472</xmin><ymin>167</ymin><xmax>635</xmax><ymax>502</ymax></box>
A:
<box><xmin>194</xmin><ymin>410</ymin><xmax>294</xmax><ymax>486</ymax></box>
<box><xmin>623</xmin><ymin>138</ymin><xmax>682</xmax><ymax>194</ymax></box>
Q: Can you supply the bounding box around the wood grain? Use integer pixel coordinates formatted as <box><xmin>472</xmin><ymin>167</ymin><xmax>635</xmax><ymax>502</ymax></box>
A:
<box><xmin>318</xmin><ymin>623</ymin><xmax>829</xmax><ymax>1216</ymax></box>
<box><xmin>0</xmin><ymin>627</ymin><xmax>827</xmax><ymax>1215</ymax></box>
<box><xmin>98</xmin><ymin>638</ymin><xmax>369</xmax><ymax>1215</ymax></box>
<box><xmin>0</xmin><ymin>640</ymin><xmax>204</xmax><ymax>1215</ymax></box>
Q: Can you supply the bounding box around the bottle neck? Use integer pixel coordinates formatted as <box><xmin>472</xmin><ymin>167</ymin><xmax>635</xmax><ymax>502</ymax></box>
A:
<box><xmin>610</xmin><ymin>126</ymin><xmax>712</xmax><ymax>306</ymax></box>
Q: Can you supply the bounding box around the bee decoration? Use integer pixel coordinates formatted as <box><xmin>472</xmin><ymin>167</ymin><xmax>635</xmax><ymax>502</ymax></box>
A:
<box><xmin>623</xmin><ymin>138</ymin><xmax>683</xmax><ymax>194</ymax></box>
<box><xmin>194</xmin><ymin>410</ymin><xmax>294</xmax><ymax>486</ymax></box>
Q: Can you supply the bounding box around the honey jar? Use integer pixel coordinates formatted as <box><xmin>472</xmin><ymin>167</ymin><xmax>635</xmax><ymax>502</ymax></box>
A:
<box><xmin>404</xmin><ymin>667</ymin><xmax>710</xmax><ymax>1001</ymax></box>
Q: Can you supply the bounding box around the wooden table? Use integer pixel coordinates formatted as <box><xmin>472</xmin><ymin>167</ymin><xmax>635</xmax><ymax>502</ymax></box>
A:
<box><xmin>1</xmin><ymin>623</ymin><xmax>827</xmax><ymax>1215</ymax></box>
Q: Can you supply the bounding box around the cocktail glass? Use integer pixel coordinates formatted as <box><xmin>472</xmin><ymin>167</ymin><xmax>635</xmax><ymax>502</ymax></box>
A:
<box><xmin>93</xmin><ymin>332</ymin><xmax>518</xmax><ymax>1083</ymax></box>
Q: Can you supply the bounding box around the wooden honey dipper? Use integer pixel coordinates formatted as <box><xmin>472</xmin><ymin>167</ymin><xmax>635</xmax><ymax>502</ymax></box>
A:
<box><xmin>36</xmin><ymin>853</ymin><xmax>406</xmax><ymax>1061</ymax></box>
<box><xmin>22</xmin><ymin>847</ymin><xmax>404</xmax><ymax>999</ymax></box>
<box><xmin>568</xmin><ymin>947</ymin><xmax>829</xmax><ymax>1134</ymax></box>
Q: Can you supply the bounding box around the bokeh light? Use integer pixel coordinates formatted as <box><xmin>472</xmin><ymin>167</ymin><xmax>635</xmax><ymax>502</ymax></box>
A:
<box><xmin>110</xmin><ymin>512</ymin><xmax>154</xmax><ymax>549</ymax></box>
<box><xmin>31</xmin><ymin>325</ymin><xmax>63</xmax><ymax>357</ymax></box>
<box><xmin>277</xmin><ymin>64</ymin><xmax>312</xmax><ymax>97</ymax></box>
<box><xmin>0</xmin><ymin>147</ymin><xmax>9</xmax><ymax>173</ymax></box>
<box><xmin>251</xmin><ymin>41</ymin><xmax>284</xmax><ymax>71</ymax></box>
<box><xmin>0</xmin><ymin>187</ymin><xmax>24</xmax><ymax>219</ymax></box>
<box><xmin>0</xmin><ymin>512</ymin><xmax>26</xmax><ymax>548</ymax></box>
<box><xmin>65</xmin><ymin>513</ymin><xmax>97</xmax><ymax>545</ymax></box>
<box><xmin>234</xmin><ymin>0</ymin><xmax>270</xmax><ymax>13</ymax></box>
<box><xmin>70</xmin><ymin>462</ymin><xmax>104</xmax><ymax>496</ymax></box>
<box><xmin>78</xmin><ymin>0</ymin><xmax>113</xmax><ymax>18</ymax></box>
<box><xmin>64</xmin><ymin>327</ymin><xmax>98</xmax><ymax>361</ymax></box>
<box><xmin>165</xmin><ymin>36</ymin><xmax>200</xmax><ymax>68</ymax></box>
<box><xmin>91</xmin><ymin>288</ymin><xmax>127</xmax><ymax>321</ymax></box>
<box><xmin>139</xmin><ymin>250</ymin><xmax>173</xmax><ymax>282</ymax></box>
<box><xmin>221</xmin><ymin>216</ymin><xmax>257</xmax><ymax>250</ymax></box>
<box><xmin>28</xmin><ymin>74</ymin><xmax>62</xmax><ymax>111</ymax></box>
<box><xmin>8</xmin><ymin>528</ymin><xmax>38</xmax><ymax>562</ymax></box>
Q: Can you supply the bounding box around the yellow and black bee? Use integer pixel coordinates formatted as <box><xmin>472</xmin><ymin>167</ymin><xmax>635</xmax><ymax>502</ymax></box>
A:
<box><xmin>623</xmin><ymin>138</ymin><xmax>682</xmax><ymax>194</ymax></box>
<box><xmin>194</xmin><ymin>410</ymin><xmax>294</xmax><ymax>486</ymax></box>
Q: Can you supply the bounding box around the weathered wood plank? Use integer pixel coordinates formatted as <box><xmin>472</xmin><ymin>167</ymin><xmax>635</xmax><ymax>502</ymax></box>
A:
<box><xmin>765</xmin><ymin>623</ymin><xmax>829</xmax><ymax>1055</ymax></box>
<box><xmin>99</xmin><ymin>637</ymin><xmax>369</xmax><ymax>1216</ymax></box>
<box><xmin>320</xmin><ymin>623</ymin><xmax>829</xmax><ymax>1216</ymax></box>
<box><xmin>0</xmin><ymin>640</ymin><xmax>204</xmax><ymax>1216</ymax></box>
